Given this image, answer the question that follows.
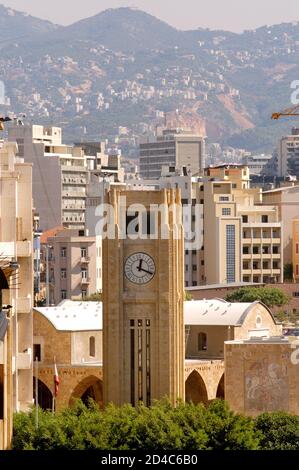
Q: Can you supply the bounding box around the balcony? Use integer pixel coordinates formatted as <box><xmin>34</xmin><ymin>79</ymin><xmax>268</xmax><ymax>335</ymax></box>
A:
<box><xmin>81</xmin><ymin>277</ymin><xmax>90</xmax><ymax>285</ymax></box>
<box><xmin>16</xmin><ymin>296</ymin><xmax>32</xmax><ymax>314</ymax></box>
<box><xmin>62</xmin><ymin>191</ymin><xmax>86</xmax><ymax>198</ymax></box>
<box><xmin>242</xmin><ymin>269</ymin><xmax>252</xmax><ymax>275</ymax></box>
<box><xmin>81</xmin><ymin>256</ymin><xmax>90</xmax><ymax>264</ymax></box>
<box><xmin>17</xmin><ymin>351</ymin><xmax>32</xmax><ymax>370</ymax></box>
<box><xmin>16</xmin><ymin>240</ymin><xmax>32</xmax><ymax>257</ymax></box>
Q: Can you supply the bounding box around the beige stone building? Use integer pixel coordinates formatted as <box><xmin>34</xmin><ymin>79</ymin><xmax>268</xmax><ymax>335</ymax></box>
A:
<box><xmin>293</xmin><ymin>219</ymin><xmax>299</xmax><ymax>282</ymax></box>
<box><xmin>225</xmin><ymin>337</ymin><xmax>299</xmax><ymax>416</ymax></box>
<box><xmin>32</xmin><ymin>297</ymin><xmax>283</xmax><ymax>413</ymax></box>
<box><xmin>103</xmin><ymin>188</ymin><xmax>185</xmax><ymax>406</ymax></box>
<box><xmin>0</xmin><ymin>142</ymin><xmax>33</xmax><ymax>449</ymax></box>
<box><xmin>43</xmin><ymin>229</ymin><xmax>100</xmax><ymax>305</ymax></box>
<box><xmin>203</xmin><ymin>170</ymin><xmax>283</xmax><ymax>285</ymax></box>
<box><xmin>184</xmin><ymin>299</ymin><xmax>282</xmax><ymax>403</ymax></box>
<box><xmin>263</xmin><ymin>185</ymin><xmax>299</xmax><ymax>265</ymax></box>
<box><xmin>33</xmin><ymin>301</ymin><xmax>102</xmax><ymax>411</ymax></box>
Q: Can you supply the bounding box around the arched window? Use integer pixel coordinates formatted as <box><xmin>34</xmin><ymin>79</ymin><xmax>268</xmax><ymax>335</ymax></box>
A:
<box><xmin>198</xmin><ymin>332</ymin><xmax>207</xmax><ymax>351</ymax></box>
<box><xmin>89</xmin><ymin>336</ymin><xmax>95</xmax><ymax>357</ymax></box>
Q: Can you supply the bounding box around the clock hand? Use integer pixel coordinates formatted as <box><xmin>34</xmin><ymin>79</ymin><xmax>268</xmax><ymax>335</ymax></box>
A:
<box><xmin>137</xmin><ymin>259</ymin><xmax>142</xmax><ymax>272</ymax></box>
<box><xmin>140</xmin><ymin>267</ymin><xmax>154</xmax><ymax>275</ymax></box>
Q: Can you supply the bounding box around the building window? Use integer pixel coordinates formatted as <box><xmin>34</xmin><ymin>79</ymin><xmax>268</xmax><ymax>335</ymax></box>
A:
<box><xmin>61</xmin><ymin>269</ymin><xmax>66</xmax><ymax>279</ymax></box>
<box><xmin>242</xmin><ymin>215</ymin><xmax>248</xmax><ymax>223</ymax></box>
<box><xmin>201</xmin><ymin>260</ymin><xmax>204</xmax><ymax>266</ymax></box>
<box><xmin>81</xmin><ymin>268</ymin><xmax>87</xmax><ymax>280</ymax></box>
<box><xmin>81</xmin><ymin>247</ymin><xmax>87</xmax><ymax>258</ymax></box>
<box><xmin>89</xmin><ymin>336</ymin><xmax>95</xmax><ymax>357</ymax></box>
<box><xmin>262</xmin><ymin>215</ymin><xmax>268</xmax><ymax>223</ymax></box>
<box><xmin>273</xmin><ymin>246</ymin><xmax>279</xmax><ymax>254</ymax></box>
<box><xmin>222</xmin><ymin>208</ymin><xmax>231</xmax><ymax>216</ymax></box>
<box><xmin>33</xmin><ymin>344</ymin><xmax>41</xmax><ymax>362</ymax></box>
<box><xmin>220</xmin><ymin>196</ymin><xmax>229</xmax><ymax>202</ymax></box>
<box><xmin>293</xmin><ymin>292</ymin><xmax>299</xmax><ymax>297</ymax></box>
<box><xmin>61</xmin><ymin>290</ymin><xmax>67</xmax><ymax>300</ymax></box>
<box><xmin>226</xmin><ymin>225</ymin><xmax>236</xmax><ymax>283</ymax></box>
<box><xmin>82</xmin><ymin>290</ymin><xmax>87</xmax><ymax>299</ymax></box>
<box><xmin>243</xmin><ymin>246</ymin><xmax>249</xmax><ymax>255</ymax></box>
<box><xmin>232</xmin><ymin>184</ymin><xmax>237</xmax><ymax>189</ymax></box>
<box><xmin>198</xmin><ymin>332</ymin><xmax>207</xmax><ymax>351</ymax></box>
<box><xmin>253</xmin><ymin>246</ymin><xmax>259</xmax><ymax>254</ymax></box>
<box><xmin>61</xmin><ymin>247</ymin><xmax>66</xmax><ymax>258</ymax></box>
<box><xmin>273</xmin><ymin>261</ymin><xmax>279</xmax><ymax>270</ymax></box>
<box><xmin>296</xmin><ymin>265</ymin><xmax>299</xmax><ymax>276</ymax></box>
<box><xmin>296</xmin><ymin>244</ymin><xmax>299</xmax><ymax>255</ymax></box>
<box><xmin>262</xmin><ymin>261</ymin><xmax>269</xmax><ymax>269</ymax></box>
<box><xmin>192</xmin><ymin>281</ymin><xmax>197</xmax><ymax>286</ymax></box>
<box><xmin>192</xmin><ymin>265</ymin><xmax>197</xmax><ymax>271</ymax></box>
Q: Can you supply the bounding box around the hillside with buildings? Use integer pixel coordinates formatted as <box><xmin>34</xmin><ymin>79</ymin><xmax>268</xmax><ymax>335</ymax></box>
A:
<box><xmin>0</xmin><ymin>6</ymin><xmax>299</xmax><ymax>152</ymax></box>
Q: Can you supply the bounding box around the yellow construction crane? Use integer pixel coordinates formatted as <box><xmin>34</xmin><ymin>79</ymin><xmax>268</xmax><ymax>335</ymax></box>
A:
<box><xmin>271</xmin><ymin>104</ymin><xmax>299</xmax><ymax>120</ymax></box>
<box><xmin>0</xmin><ymin>116</ymin><xmax>13</xmax><ymax>131</ymax></box>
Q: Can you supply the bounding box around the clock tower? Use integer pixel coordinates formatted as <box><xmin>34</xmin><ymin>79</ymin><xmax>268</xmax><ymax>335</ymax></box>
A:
<box><xmin>102</xmin><ymin>188</ymin><xmax>185</xmax><ymax>406</ymax></box>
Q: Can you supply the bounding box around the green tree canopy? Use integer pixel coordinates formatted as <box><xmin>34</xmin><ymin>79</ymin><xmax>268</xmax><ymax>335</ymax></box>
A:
<box><xmin>255</xmin><ymin>412</ymin><xmax>299</xmax><ymax>450</ymax></box>
<box><xmin>13</xmin><ymin>399</ymin><xmax>260</xmax><ymax>451</ymax></box>
<box><xmin>184</xmin><ymin>291</ymin><xmax>193</xmax><ymax>301</ymax></box>
<box><xmin>225</xmin><ymin>287</ymin><xmax>289</xmax><ymax>308</ymax></box>
<box><xmin>82</xmin><ymin>292</ymin><xmax>102</xmax><ymax>302</ymax></box>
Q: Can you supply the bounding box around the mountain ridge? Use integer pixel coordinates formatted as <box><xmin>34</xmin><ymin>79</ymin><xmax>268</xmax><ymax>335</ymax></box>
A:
<box><xmin>0</xmin><ymin>5</ymin><xmax>299</xmax><ymax>152</ymax></box>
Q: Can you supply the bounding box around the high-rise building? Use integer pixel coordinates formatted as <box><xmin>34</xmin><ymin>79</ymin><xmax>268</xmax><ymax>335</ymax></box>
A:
<box><xmin>139</xmin><ymin>129</ymin><xmax>205</xmax><ymax>179</ymax></box>
<box><xmin>0</xmin><ymin>142</ymin><xmax>33</xmax><ymax>449</ymax></box>
<box><xmin>262</xmin><ymin>185</ymin><xmax>299</xmax><ymax>265</ymax></box>
<box><xmin>203</xmin><ymin>166</ymin><xmax>283</xmax><ymax>285</ymax></box>
<box><xmin>277</xmin><ymin>128</ymin><xmax>299</xmax><ymax>177</ymax></box>
<box><xmin>8</xmin><ymin>124</ymin><xmax>108</xmax><ymax>231</ymax></box>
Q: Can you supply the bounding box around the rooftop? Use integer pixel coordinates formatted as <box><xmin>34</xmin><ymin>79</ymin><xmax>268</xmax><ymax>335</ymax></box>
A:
<box><xmin>34</xmin><ymin>300</ymin><xmax>102</xmax><ymax>331</ymax></box>
<box><xmin>186</xmin><ymin>282</ymin><xmax>264</xmax><ymax>291</ymax></box>
<box><xmin>184</xmin><ymin>299</ymin><xmax>261</xmax><ymax>326</ymax></box>
<box><xmin>34</xmin><ymin>298</ymin><xmax>274</xmax><ymax>331</ymax></box>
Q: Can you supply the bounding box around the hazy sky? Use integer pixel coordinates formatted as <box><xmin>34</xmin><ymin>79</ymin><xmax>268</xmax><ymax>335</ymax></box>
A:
<box><xmin>2</xmin><ymin>0</ymin><xmax>299</xmax><ymax>32</ymax></box>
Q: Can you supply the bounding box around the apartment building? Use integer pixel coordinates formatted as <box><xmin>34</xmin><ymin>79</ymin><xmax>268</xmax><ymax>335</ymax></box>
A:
<box><xmin>203</xmin><ymin>168</ymin><xmax>283</xmax><ymax>285</ymax></box>
<box><xmin>8</xmin><ymin>124</ymin><xmax>110</xmax><ymax>231</ymax></box>
<box><xmin>242</xmin><ymin>154</ymin><xmax>272</xmax><ymax>176</ymax></box>
<box><xmin>0</xmin><ymin>142</ymin><xmax>33</xmax><ymax>449</ymax></box>
<box><xmin>277</xmin><ymin>127</ymin><xmax>299</xmax><ymax>177</ymax></box>
<box><xmin>262</xmin><ymin>185</ymin><xmax>299</xmax><ymax>264</ymax></box>
<box><xmin>139</xmin><ymin>128</ymin><xmax>205</xmax><ymax>179</ymax></box>
<box><xmin>42</xmin><ymin>229</ymin><xmax>99</xmax><ymax>306</ymax></box>
<box><xmin>292</xmin><ymin>220</ymin><xmax>299</xmax><ymax>282</ymax></box>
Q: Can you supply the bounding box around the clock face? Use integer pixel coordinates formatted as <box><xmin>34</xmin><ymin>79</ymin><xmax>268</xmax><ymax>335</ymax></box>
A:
<box><xmin>124</xmin><ymin>252</ymin><xmax>156</xmax><ymax>285</ymax></box>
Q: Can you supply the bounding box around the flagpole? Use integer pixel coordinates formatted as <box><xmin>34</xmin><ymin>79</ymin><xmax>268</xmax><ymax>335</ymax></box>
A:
<box><xmin>35</xmin><ymin>357</ymin><xmax>38</xmax><ymax>429</ymax></box>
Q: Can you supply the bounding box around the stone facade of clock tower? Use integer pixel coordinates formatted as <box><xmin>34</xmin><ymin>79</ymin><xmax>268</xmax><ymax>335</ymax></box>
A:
<box><xmin>103</xmin><ymin>188</ymin><xmax>185</xmax><ymax>406</ymax></box>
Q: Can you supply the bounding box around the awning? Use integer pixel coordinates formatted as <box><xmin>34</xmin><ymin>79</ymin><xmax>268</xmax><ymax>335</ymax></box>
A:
<box><xmin>0</xmin><ymin>311</ymin><xmax>8</xmax><ymax>341</ymax></box>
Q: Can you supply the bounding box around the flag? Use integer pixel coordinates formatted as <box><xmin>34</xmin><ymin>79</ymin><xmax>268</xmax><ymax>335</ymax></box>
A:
<box><xmin>54</xmin><ymin>362</ymin><xmax>60</xmax><ymax>397</ymax></box>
